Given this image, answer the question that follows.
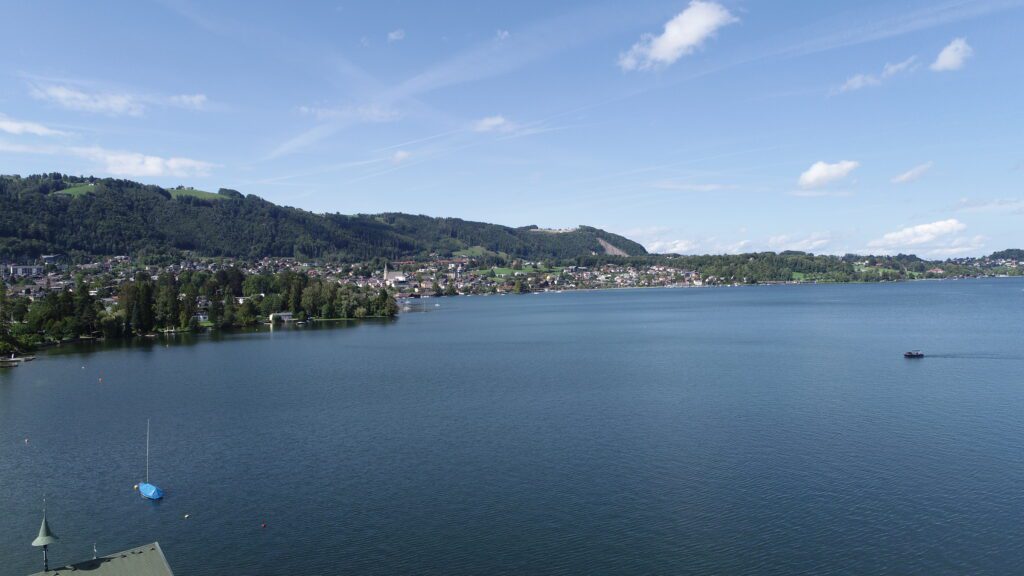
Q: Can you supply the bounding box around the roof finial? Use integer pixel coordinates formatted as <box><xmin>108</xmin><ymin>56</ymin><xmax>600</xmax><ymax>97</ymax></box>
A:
<box><xmin>32</xmin><ymin>498</ymin><xmax>59</xmax><ymax>572</ymax></box>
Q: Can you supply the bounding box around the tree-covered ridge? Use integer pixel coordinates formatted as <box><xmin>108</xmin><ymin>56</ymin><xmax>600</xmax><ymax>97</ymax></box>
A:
<box><xmin>989</xmin><ymin>249</ymin><xmax>1024</xmax><ymax>261</ymax></box>
<box><xmin>0</xmin><ymin>173</ymin><xmax>646</xmax><ymax>261</ymax></box>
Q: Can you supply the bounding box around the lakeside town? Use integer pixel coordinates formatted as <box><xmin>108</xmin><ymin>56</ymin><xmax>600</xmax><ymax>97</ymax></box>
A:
<box><xmin>4</xmin><ymin>250</ymin><xmax>1022</xmax><ymax>307</ymax></box>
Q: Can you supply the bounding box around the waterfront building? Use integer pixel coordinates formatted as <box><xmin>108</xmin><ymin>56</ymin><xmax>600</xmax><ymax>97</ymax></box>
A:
<box><xmin>25</xmin><ymin>508</ymin><xmax>173</xmax><ymax>575</ymax></box>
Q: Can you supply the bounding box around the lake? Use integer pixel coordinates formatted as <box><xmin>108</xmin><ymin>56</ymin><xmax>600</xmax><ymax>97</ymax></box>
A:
<box><xmin>2</xmin><ymin>279</ymin><xmax>1024</xmax><ymax>575</ymax></box>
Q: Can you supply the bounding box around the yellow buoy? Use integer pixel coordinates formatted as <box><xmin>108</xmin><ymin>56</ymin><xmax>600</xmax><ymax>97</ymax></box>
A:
<box><xmin>133</xmin><ymin>484</ymin><xmax>139</xmax><ymax>490</ymax></box>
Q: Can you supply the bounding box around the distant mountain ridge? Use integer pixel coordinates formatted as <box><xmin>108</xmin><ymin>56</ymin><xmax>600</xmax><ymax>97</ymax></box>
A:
<box><xmin>0</xmin><ymin>173</ymin><xmax>647</xmax><ymax>261</ymax></box>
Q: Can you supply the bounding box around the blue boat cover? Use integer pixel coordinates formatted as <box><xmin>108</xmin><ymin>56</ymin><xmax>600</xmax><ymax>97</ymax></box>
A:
<box><xmin>139</xmin><ymin>482</ymin><xmax>164</xmax><ymax>500</ymax></box>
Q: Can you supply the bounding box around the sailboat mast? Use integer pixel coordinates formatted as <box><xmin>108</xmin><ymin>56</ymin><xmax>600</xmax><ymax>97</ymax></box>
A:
<box><xmin>146</xmin><ymin>419</ymin><xmax>150</xmax><ymax>483</ymax></box>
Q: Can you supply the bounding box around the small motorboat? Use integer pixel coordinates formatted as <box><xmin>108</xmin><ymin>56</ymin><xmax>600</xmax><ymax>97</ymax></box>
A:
<box><xmin>904</xmin><ymin>350</ymin><xmax>924</xmax><ymax>359</ymax></box>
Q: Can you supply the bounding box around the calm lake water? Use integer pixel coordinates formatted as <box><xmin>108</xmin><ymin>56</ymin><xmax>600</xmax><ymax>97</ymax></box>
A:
<box><xmin>2</xmin><ymin>279</ymin><xmax>1024</xmax><ymax>575</ymax></box>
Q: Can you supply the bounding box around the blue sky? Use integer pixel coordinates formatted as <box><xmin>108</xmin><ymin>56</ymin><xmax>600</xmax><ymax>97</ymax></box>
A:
<box><xmin>1</xmin><ymin>0</ymin><xmax>1022</xmax><ymax>257</ymax></box>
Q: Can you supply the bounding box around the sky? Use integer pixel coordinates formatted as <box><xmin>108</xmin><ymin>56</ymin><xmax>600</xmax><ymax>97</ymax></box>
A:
<box><xmin>1</xmin><ymin>0</ymin><xmax>1022</xmax><ymax>257</ymax></box>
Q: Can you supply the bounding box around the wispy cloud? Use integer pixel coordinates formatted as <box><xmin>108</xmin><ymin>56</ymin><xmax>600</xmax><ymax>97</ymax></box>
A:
<box><xmin>618</xmin><ymin>0</ymin><xmax>738</xmax><ymax>71</ymax></box>
<box><xmin>168</xmin><ymin>93</ymin><xmax>209</xmax><ymax>110</ymax></box>
<box><xmin>836</xmin><ymin>56</ymin><xmax>917</xmax><ymax>93</ymax></box>
<box><xmin>0</xmin><ymin>137</ymin><xmax>214</xmax><ymax>177</ymax></box>
<box><xmin>31</xmin><ymin>85</ymin><xmax>144</xmax><ymax>116</ymax></box>
<box><xmin>268</xmin><ymin>4</ymin><xmax>678</xmax><ymax>159</ymax></box>
<box><xmin>798</xmin><ymin>160</ymin><xmax>859</xmax><ymax>189</ymax></box>
<box><xmin>298</xmin><ymin>103</ymin><xmax>401</xmax><ymax>122</ymax></box>
<box><xmin>891</xmin><ymin>161</ymin><xmax>933</xmax><ymax>183</ymax></box>
<box><xmin>387</xmin><ymin>29</ymin><xmax>405</xmax><ymax>42</ymax></box>
<box><xmin>953</xmin><ymin>197</ymin><xmax>1024</xmax><ymax>214</ymax></box>
<box><xmin>931</xmin><ymin>37</ymin><xmax>972</xmax><ymax>71</ymax></box>
<box><xmin>0</xmin><ymin>140</ymin><xmax>60</xmax><ymax>155</ymax></box>
<box><xmin>391</xmin><ymin>150</ymin><xmax>411</xmax><ymax>164</ymax></box>
<box><xmin>473</xmin><ymin>115</ymin><xmax>515</xmax><ymax>133</ymax></box>
<box><xmin>838</xmin><ymin>73</ymin><xmax>881</xmax><ymax>93</ymax></box>
<box><xmin>0</xmin><ymin>114</ymin><xmax>66</xmax><ymax>136</ymax></box>
<box><xmin>883</xmin><ymin>56</ymin><xmax>918</xmax><ymax>77</ymax></box>
<box><xmin>652</xmin><ymin>180</ymin><xmax>734</xmax><ymax>192</ymax></box>
<box><xmin>29</xmin><ymin>82</ymin><xmax>210</xmax><ymax>116</ymax></box>
<box><xmin>789</xmin><ymin>189</ymin><xmax>853</xmax><ymax>198</ymax></box>
<box><xmin>778</xmin><ymin>0</ymin><xmax>1011</xmax><ymax>59</ymax></box>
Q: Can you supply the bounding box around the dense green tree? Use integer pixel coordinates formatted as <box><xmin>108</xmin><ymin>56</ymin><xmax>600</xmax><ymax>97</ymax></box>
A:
<box><xmin>179</xmin><ymin>283</ymin><xmax>199</xmax><ymax>329</ymax></box>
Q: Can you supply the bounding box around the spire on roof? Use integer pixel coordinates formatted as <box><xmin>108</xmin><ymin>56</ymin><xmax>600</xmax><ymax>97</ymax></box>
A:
<box><xmin>31</xmin><ymin>499</ymin><xmax>59</xmax><ymax>572</ymax></box>
<box><xmin>32</xmin><ymin>502</ymin><xmax>58</xmax><ymax>547</ymax></box>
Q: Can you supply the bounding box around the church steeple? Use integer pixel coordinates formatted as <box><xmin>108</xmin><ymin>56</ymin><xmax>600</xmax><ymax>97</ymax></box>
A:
<box><xmin>31</xmin><ymin>500</ymin><xmax>59</xmax><ymax>572</ymax></box>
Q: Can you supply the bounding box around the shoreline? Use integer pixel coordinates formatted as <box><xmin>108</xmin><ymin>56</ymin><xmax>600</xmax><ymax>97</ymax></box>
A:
<box><xmin>6</xmin><ymin>276</ymin><xmax>1020</xmax><ymax>366</ymax></box>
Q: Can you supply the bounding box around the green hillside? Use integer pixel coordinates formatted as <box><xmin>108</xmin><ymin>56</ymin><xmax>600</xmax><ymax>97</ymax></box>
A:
<box><xmin>0</xmin><ymin>173</ymin><xmax>647</xmax><ymax>261</ymax></box>
<box><xmin>168</xmin><ymin>187</ymin><xmax>225</xmax><ymax>201</ymax></box>
<box><xmin>56</xmin><ymin>183</ymin><xmax>96</xmax><ymax>197</ymax></box>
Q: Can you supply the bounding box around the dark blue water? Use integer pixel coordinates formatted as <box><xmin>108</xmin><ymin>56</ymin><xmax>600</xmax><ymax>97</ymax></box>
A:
<box><xmin>2</xmin><ymin>279</ymin><xmax>1024</xmax><ymax>575</ymax></box>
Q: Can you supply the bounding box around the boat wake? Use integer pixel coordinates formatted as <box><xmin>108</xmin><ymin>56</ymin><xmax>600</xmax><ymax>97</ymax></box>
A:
<box><xmin>923</xmin><ymin>353</ymin><xmax>1024</xmax><ymax>361</ymax></box>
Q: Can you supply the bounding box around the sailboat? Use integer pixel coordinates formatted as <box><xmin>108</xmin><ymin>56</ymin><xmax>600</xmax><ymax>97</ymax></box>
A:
<box><xmin>138</xmin><ymin>419</ymin><xmax>164</xmax><ymax>500</ymax></box>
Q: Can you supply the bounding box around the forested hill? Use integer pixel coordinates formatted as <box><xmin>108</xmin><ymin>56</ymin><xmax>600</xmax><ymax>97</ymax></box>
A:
<box><xmin>0</xmin><ymin>174</ymin><xmax>647</xmax><ymax>261</ymax></box>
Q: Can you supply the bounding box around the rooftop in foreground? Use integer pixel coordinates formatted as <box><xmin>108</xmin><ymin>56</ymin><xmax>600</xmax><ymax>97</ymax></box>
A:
<box><xmin>28</xmin><ymin>542</ymin><xmax>173</xmax><ymax>576</ymax></box>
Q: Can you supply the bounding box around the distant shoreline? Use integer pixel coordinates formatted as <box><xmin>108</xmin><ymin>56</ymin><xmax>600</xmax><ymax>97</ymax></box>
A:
<box><xmin>7</xmin><ymin>276</ymin><xmax>1019</xmax><ymax>368</ymax></box>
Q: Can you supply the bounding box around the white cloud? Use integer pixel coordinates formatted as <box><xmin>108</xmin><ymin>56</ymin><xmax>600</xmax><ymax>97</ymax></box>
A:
<box><xmin>32</xmin><ymin>85</ymin><xmax>144</xmax><ymax>116</ymax></box>
<box><xmin>798</xmin><ymin>160</ymin><xmax>859</xmax><ymax>189</ymax></box>
<box><xmin>837</xmin><ymin>56</ymin><xmax>917</xmax><ymax>93</ymax></box>
<box><xmin>71</xmin><ymin>146</ymin><xmax>215</xmax><ymax>177</ymax></box>
<box><xmin>767</xmin><ymin>233</ymin><xmax>832</xmax><ymax>252</ymax></box>
<box><xmin>618</xmin><ymin>1</ymin><xmax>738</xmax><ymax>71</ymax></box>
<box><xmin>299</xmin><ymin>103</ymin><xmax>400</xmax><ymax>122</ymax></box>
<box><xmin>646</xmin><ymin>238</ymin><xmax>701</xmax><ymax>254</ymax></box>
<box><xmin>633</xmin><ymin>228</ymin><xmax>759</xmax><ymax>255</ymax></box>
<box><xmin>867</xmin><ymin>224</ymin><xmax>984</xmax><ymax>257</ymax></box>
<box><xmin>0</xmin><ymin>114</ymin><xmax>65</xmax><ymax>136</ymax></box>
<box><xmin>387</xmin><ymin>29</ymin><xmax>406</xmax><ymax>42</ymax></box>
<box><xmin>391</xmin><ymin>150</ymin><xmax>411</xmax><ymax>164</ymax></box>
<box><xmin>473</xmin><ymin>115</ymin><xmax>515</xmax><ymax>133</ymax></box>
<box><xmin>891</xmin><ymin>161</ymin><xmax>933</xmax><ymax>183</ymax></box>
<box><xmin>168</xmin><ymin>93</ymin><xmax>208</xmax><ymax>110</ymax></box>
<box><xmin>868</xmin><ymin>219</ymin><xmax>966</xmax><ymax>250</ymax></box>
<box><xmin>496</xmin><ymin>29</ymin><xmax>510</xmax><ymax>41</ymax></box>
<box><xmin>920</xmin><ymin>235</ymin><xmax>985</xmax><ymax>257</ymax></box>
<box><xmin>931</xmin><ymin>37</ymin><xmax>972</xmax><ymax>71</ymax></box>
